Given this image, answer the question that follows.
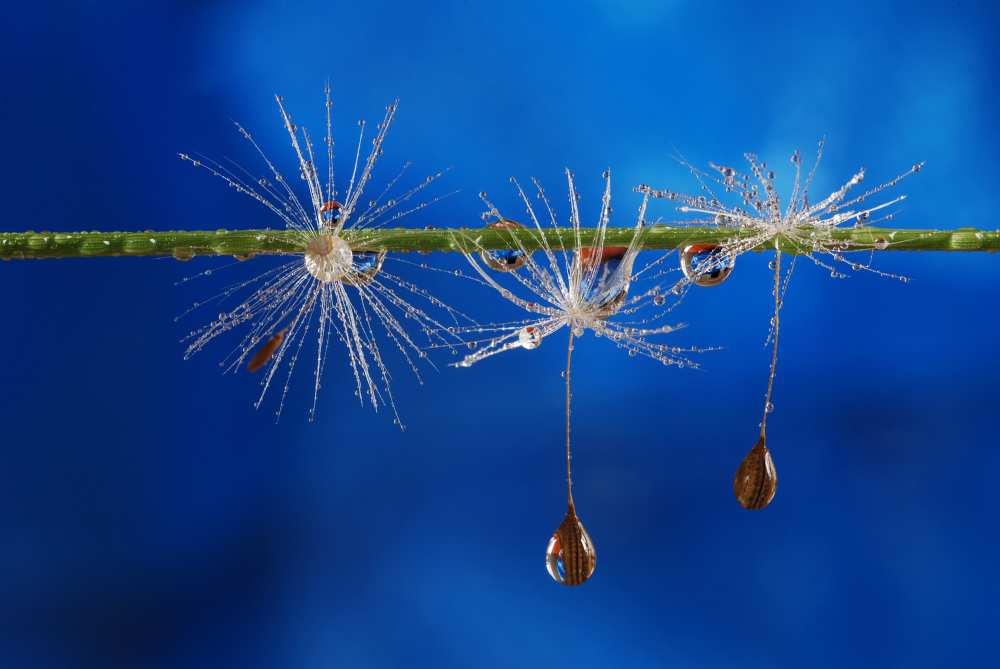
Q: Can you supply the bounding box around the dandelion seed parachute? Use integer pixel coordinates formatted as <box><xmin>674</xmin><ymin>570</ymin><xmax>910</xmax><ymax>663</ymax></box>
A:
<box><xmin>179</xmin><ymin>85</ymin><xmax>468</xmax><ymax>425</ymax></box>
<box><xmin>448</xmin><ymin>168</ymin><xmax>712</xmax><ymax>583</ymax></box>
<box><xmin>639</xmin><ymin>140</ymin><xmax>923</xmax><ymax>508</ymax></box>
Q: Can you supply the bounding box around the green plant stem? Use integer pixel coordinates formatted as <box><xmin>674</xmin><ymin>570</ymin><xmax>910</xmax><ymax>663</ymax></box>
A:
<box><xmin>2</xmin><ymin>226</ymin><xmax>999</xmax><ymax>260</ymax></box>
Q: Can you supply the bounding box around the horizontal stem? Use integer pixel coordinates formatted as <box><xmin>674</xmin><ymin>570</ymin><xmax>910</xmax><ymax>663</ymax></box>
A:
<box><xmin>2</xmin><ymin>226</ymin><xmax>999</xmax><ymax>260</ymax></box>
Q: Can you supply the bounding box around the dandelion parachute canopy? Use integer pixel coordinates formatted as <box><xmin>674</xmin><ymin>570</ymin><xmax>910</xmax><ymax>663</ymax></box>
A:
<box><xmin>451</xmin><ymin>168</ymin><xmax>709</xmax><ymax>368</ymax></box>
<box><xmin>178</xmin><ymin>85</ymin><xmax>466</xmax><ymax>424</ymax></box>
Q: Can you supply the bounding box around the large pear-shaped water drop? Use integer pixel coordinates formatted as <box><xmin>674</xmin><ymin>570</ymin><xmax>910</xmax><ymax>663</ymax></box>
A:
<box><xmin>733</xmin><ymin>435</ymin><xmax>778</xmax><ymax>510</ymax></box>
<box><xmin>545</xmin><ymin>506</ymin><xmax>596</xmax><ymax>586</ymax></box>
<box><xmin>480</xmin><ymin>219</ymin><xmax>527</xmax><ymax>272</ymax></box>
<box><xmin>680</xmin><ymin>243</ymin><xmax>735</xmax><ymax>287</ymax></box>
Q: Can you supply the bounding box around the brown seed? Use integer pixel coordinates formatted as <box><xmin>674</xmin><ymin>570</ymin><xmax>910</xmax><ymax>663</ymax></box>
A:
<box><xmin>733</xmin><ymin>435</ymin><xmax>778</xmax><ymax>510</ymax></box>
<box><xmin>545</xmin><ymin>505</ymin><xmax>597</xmax><ymax>586</ymax></box>
<box><xmin>246</xmin><ymin>328</ymin><xmax>288</xmax><ymax>373</ymax></box>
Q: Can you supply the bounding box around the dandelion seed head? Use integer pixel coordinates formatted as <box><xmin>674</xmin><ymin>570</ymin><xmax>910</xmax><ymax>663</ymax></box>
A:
<box><xmin>303</xmin><ymin>234</ymin><xmax>352</xmax><ymax>283</ymax></box>
<box><xmin>444</xmin><ymin>169</ymin><xmax>708</xmax><ymax>370</ymax></box>
<box><xmin>179</xmin><ymin>86</ymin><xmax>467</xmax><ymax>423</ymax></box>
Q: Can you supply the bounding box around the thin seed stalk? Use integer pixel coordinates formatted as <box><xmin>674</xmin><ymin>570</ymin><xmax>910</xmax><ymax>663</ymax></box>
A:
<box><xmin>2</xmin><ymin>226</ymin><xmax>999</xmax><ymax>260</ymax></box>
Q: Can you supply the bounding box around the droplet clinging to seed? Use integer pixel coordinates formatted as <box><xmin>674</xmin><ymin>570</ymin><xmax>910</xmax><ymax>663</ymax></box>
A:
<box><xmin>545</xmin><ymin>505</ymin><xmax>597</xmax><ymax>586</ymax></box>
<box><xmin>733</xmin><ymin>435</ymin><xmax>778</xmax><ymax>510</ymax></box>
<box><xmin>518</xmin><ymin>325</ymin><xmax>542</xmax><ymax>350</ymax></box>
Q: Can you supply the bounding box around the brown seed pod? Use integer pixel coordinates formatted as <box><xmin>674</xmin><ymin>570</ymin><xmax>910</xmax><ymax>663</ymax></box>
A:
<box><xmin>246</xmin><ymin>328</ymin><xmax>288</xmax><ymax>373</ymax></box>
<box><xmin>733</xmin><ymin>435</ymin><xmax>778</xmax><ymax>510</ymax></box>
<box><xmin>545</xmin><ymin>505</ymin><xmax>597</xmax><ymax>586</ymax></box>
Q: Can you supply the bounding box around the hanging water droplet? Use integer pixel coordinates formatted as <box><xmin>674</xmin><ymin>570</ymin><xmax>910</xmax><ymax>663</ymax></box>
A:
<box><xmin>545</xmin><ymin>506</ymin><xmax>596</xmax><ymax>586</ymax></box>
<box><xmin>733</xmin><ymin>436</ymin><xmax>778</xmax><ymax>510</ymax></box>
<box><xmin>518</xmin><ymin>325</ymin><xmax>542</xmax><ymax>350</ymax></box>
<box><xmin>480</xmin><ymin>219</ymin><xmax>527</xmax><ymax>272</ymax></box>
<box><xmin>653</xmin><ymin>294</ymin><xmax>666</xmax><ymax>306</ymax></box>
<box><xmin>173</xmin><ymin>247</ymin><xmax>195</xmax><ymax>262</ymax></box>
<box><xmin>680</xmin><ymin>243</ymin><xmax>735</xmax><ymax>287</ymax></box>
<box><xmin>874</xmin><ymin>238</ymin><xmax>889</xmax><ymax>250</ymax></box>
<box><xmin>344</xmin><ymin>250</ymin><xmax>387</xmax><ymax>286</ymax></box>
<box><xmin>576</xmin><ymin>246</ymin><xmax>634</xmax><ymax>317</ymax></box>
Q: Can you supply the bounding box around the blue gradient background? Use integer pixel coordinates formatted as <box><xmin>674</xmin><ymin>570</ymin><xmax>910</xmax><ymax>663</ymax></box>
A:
<box><xmin>2</xmin><ymin>2</ymin><xmax>999</xmax><ymax>667</ymax></box>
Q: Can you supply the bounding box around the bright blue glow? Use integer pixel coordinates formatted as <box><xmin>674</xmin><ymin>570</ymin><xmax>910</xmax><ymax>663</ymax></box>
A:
<box><xmin>2</xmin><ymin>1</ymin><xmax>999</xmax><ymax>668</ymax></box>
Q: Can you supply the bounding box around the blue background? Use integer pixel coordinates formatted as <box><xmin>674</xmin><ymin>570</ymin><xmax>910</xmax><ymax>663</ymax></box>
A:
<box><xmin>2</xmin><ymin>1</ymin><xmax>999</xmax><ymax>667</ymax></box>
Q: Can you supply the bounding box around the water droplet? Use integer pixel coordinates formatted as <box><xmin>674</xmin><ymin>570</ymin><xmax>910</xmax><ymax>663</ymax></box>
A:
<box><xmin>874</xmin><ymin>238</ymin><xmax>889</xmax><ymax>251</ymax></box>
<box><xmin>173</xmin><ymin>247</ymin><xmax>195</xmax><ymax>262</ymax></box>
<box><xmin>653</xmin><ymin>294</ymin><xmax>666</xmax><ymax>306</ymax></box>
<box><xmin>319</xmin><ymin>200</ymin><xmax>342</xmax><ymax>225</ymax></box>
<box><xmin>480</xmin><ymin>219</ymin><xmax>527</xmax><ymax>272</ymax></box>
<box><xmin>733</xmin><ymin>436</ymin><xmax>777</xmax><ymax>510</ymax></box>
<box><xmin>576</xmin><ymin>246</ymin><xmax>634</xmax><ymax>317</ymax></box>
<box><xmin>344</xmin><ymin>251</ymin><xmax>387</xmax><ymax>286</ymax></box>
<box><xmin>518</xmin><ymin>326</ymin><xmax>542</xmax><ymax>350</ymax></box>
<box><xmin>545</xmin><ymin>506</ymin><xmax>596</xmax><ymax>586</ymax></box>
<box><xmin>680</xmin><ymin>243</ymin><xmax>735</xmax><ymax>287</ymax></box>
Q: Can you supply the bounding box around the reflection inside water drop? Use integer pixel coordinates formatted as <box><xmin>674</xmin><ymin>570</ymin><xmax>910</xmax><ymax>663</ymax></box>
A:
<box><xmin>545</xmin><ymin>506</ymin><xmax>596</xmax><ymax>586</ymax></box>
<box><xmin>345</xmin><ymin>250</ymin><xmax>387</xmax><ymax>286</ymax></box>
<box><xmin>680</xmin><ymin>243</ymin><xmax>735</xmax><ymax>287</ymax></box>
<box><xmin>518</xmin><ymin>325</ymin><xmax>542</xmax><ymax>350</ymax></box>
<box><xmin>576</xmin><ymin>245</ymin><xmax>633</xmax><ymax>316</ymax></box>
<box><xmin>480</xmin><ymin>219</ymin><xmax>527</xmax><ymax>272</ymax></box>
